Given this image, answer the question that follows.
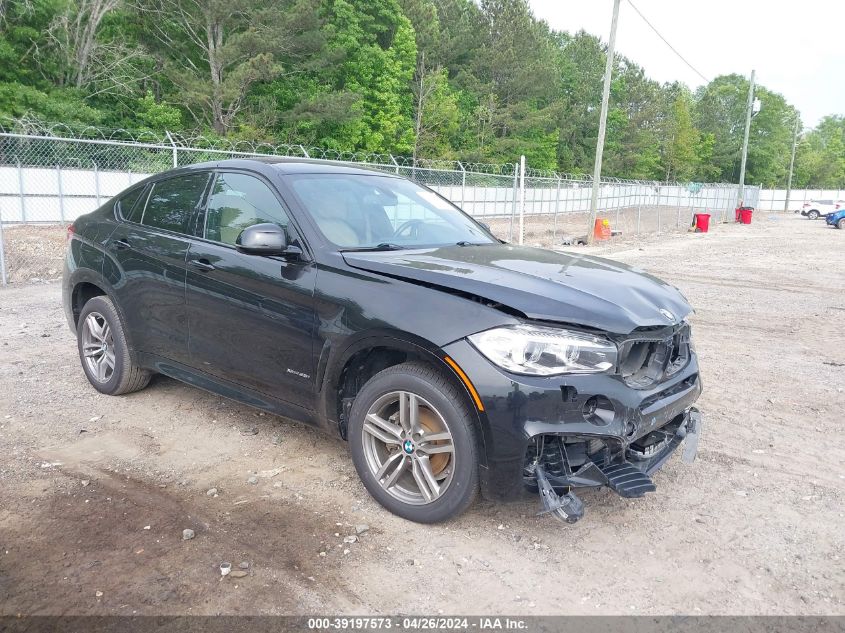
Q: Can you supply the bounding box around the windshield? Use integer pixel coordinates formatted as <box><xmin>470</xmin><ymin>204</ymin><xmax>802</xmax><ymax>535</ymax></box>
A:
<box><xmin>285</xmin><ymin>173</ymin><xmax>496</xmax><ymax>249</ymax></box>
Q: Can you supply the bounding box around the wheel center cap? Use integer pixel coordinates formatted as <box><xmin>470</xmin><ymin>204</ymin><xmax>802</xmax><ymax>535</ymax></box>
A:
<box><xmin>402</xmin><ymin>439</ymin><xmax>415</xmax><ymax>455</ymax></box>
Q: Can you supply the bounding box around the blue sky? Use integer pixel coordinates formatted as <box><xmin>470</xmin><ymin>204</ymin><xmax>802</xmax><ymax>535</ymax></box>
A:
<box><xmin>529</xmin><ymin>0</ymin><xmax>845</xmax><ymax>129</ymax></box>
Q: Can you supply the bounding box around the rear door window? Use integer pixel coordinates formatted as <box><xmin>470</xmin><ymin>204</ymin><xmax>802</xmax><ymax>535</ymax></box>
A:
<box><xmin>141</xmin><ymin>173</ymin><xmax>210</xmax><ymax>235</ymax></box>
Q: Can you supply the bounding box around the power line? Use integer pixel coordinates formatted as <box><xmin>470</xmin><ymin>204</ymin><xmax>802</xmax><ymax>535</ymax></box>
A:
<box><xmin>626</xmin><ymin>0</ymin><xmax>710</xmax><ymax>84</ymax></box>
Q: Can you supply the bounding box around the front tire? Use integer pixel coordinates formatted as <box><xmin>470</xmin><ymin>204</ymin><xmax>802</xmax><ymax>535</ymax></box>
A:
<box><xmin>348</xmin><ymin>362</ymin><xmax>479</xmax><ymax>523</ymax></box>
<box><xmin>77</xmin><ymin>295</ymin><xmax>151</xmax><ymax>395</ymax></box>
<box><xmin>807</xmin><ymin>210</ymin><xmax>820</xmax><ymax>220</ymax></box>
<box><xmin>837</xmin><ymin>219</ymin><xmax>845</xmax><ymax>230</ymax></box>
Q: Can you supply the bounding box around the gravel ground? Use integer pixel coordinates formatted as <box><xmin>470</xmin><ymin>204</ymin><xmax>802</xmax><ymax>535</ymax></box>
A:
<box><xmin>0</xmin><ymin>214</ymin><xmax>843</xmax><ymax>616</ymax></box>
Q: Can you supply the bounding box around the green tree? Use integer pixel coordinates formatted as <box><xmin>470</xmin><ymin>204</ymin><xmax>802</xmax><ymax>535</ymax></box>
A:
<box><xmin>663</xmin><ymin>87</ymin><xmax>699</xmax><ymax>181</ymax></box>
<box><xmin>794</xmin><ymin>116</ymin><xmax>845</xmax><ymax>188</ymax></box>
<box><xmin>135</xmin><ymin>0</ymin><xmax>316</xmax><ymax>135</ymax></box>
<box><xmin>310</xmin><ymin>0</ymin><xmax>417</xmax><ymax>153</ymax></box>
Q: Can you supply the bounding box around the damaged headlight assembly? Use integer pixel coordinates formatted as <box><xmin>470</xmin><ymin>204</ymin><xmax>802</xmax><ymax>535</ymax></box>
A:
<box><xmin>468</xmin><ymin>324</ymin><xmax>617</xmax><ymax>376</ymax></box>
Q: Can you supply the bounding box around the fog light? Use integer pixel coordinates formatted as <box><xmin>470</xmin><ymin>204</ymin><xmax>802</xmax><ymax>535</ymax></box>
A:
<box><xmin>582</xmin><ymin>396</ymin><xmax>614</xmax><ymax>426</ymax></box>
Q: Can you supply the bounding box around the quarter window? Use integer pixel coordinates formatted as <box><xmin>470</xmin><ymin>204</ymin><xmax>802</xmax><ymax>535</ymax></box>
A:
<box><xmin>142</xmin><ymin>173</ymin><xmax>210</xmax><ymax>234</ymax></box>
<box><xmin>116</xmin><ymin>186</ymin><xmax>146</xmax><ymax>222</ymax></box>
<box><xmin>204</xmin><ymin>173</ymin><xmax>290</xmax><ymax>246</ymax></box>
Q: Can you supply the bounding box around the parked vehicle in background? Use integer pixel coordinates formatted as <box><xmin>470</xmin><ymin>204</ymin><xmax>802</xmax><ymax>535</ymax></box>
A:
<box><xmin>825</xmin><ymin>208</ymin><xmax>845</xmax><ymax>229</ymax></box>
<box><xmin>799</xmin><ymin>199</ymin><xmax>842</xmax><ymax>220</ymax></box>
<box><xmin>62</xmin><ymin>158</ymin><xmax>702</xmax><ymax>525</ymax></box>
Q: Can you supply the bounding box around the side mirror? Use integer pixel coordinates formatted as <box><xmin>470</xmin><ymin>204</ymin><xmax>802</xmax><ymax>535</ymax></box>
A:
<box><xmin>236</xmin><ymin>223</ymin><xmax>292</xmax><ymax>256</ymax></box>
<box><xmin>478</xmin><ymin>222</ymin><xmax>492</xmax><ymax>233</ymax></box>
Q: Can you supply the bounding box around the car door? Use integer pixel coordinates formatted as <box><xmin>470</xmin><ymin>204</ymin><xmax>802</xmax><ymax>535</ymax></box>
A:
<box><xmin>184</xmin><ymin>170</ymin><xmax>318</xmax><ymax>410</ymax></box>
<box><xmin>105</xmin><ymin>171</ymin><xmax>212</xmax><ymax>365</ymax></box>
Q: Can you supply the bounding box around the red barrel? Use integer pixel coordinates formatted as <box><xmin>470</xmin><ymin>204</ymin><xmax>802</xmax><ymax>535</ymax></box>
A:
<box><xmin>694</xmin><ymin>213</ymin><xmax>711</xmax><ymax>232</ymax></box>
<box><xmin>739</xmin><ymin>208</ymin><xmax>753</xmax><ymax>224</ymax></box>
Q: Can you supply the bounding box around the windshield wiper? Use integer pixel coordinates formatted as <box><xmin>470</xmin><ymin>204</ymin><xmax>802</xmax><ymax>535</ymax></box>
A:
<box><xmin>455</xmin><ymin>241</ymin><xmax>484</xmax><ymax>247</ymax></box>
<box><xmin>341</xmin><ymin>243</ymin><xmax>405</xmax><ymax>252</ymax></box>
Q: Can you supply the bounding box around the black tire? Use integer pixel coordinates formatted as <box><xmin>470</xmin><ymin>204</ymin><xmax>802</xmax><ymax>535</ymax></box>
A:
<box><xmin>77</xmin><ymin>295</ymin><xmax>151</xmax><ymax>395</ymax></box>
<box><xmin>348</xmin><ymin>362</ymin><xmax>479</xmax><ymax>523</ymax></box>
<box><xmin>807</xmin><ymin>210</ymin><xmax>820</xmax><ymax>220</ymax></box>
<box><xmin>837</xmin><ymin>219</ymin><xmax>845</xmax><ymax>230</ymax></box>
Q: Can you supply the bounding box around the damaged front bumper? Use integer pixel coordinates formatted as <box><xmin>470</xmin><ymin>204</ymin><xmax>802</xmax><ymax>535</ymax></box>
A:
<box><xmin>533</xmin><ymin>407</ymin><xmax>701</xmax><ymax>523</ymax></box>
<box><xmin>440</xmin><ymin>336</ymin><xmax>704</xmax><ymax>523</ymax></box>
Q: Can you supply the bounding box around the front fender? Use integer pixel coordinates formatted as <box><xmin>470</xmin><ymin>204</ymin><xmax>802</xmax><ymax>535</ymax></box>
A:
<box><xmin>316</xmin><ymin>330</ymin><xmax>489</xmax><ymax>467</ymax></box>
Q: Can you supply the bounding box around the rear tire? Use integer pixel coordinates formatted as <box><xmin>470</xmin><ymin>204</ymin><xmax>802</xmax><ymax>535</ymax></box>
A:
<box><xmin>77</xmin><ymin>295</ymin><xmax>151</xmax><ymax>395</ymax></box>
<box><xmin>348</xmin><ymin>362</ymin><xmax>479</xmax><ymax>523</ymax></box>
<box><xmin>807</xmin><ymin>210</ymin><xmax>820</xmax><ymax>220</ymax></box>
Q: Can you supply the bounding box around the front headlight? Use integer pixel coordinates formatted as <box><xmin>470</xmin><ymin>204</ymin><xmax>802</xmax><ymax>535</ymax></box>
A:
<box><xmin>468</xmin><ymin>324</ymin><xmax>617</xmax><ymax>376</ymax></box>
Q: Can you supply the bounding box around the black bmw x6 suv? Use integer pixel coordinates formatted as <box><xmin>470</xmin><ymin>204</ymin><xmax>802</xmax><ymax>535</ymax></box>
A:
<box><xmin>63</xmin><ymin>158</ymin><xmax>702</xmax><ymax>524</ymax></box>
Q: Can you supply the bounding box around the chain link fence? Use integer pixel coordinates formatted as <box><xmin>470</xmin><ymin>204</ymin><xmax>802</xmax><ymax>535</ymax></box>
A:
<box><xmin>0</xmin><ymin>119</ymin><xmax>759</xmax><ymax>285</ymax></box>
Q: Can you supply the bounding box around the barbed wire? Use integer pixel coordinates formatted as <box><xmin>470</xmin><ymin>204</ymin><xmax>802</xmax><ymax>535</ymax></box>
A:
<box><xmin>0</xmin><ymin>115</ymin><xmax>739</xmax><ymax>187</ymax></box>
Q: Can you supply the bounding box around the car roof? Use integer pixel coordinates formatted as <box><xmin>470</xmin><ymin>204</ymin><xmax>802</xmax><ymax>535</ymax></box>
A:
<box><xmin>186</xmin><ymin>157</ymin><xmax>398</xmax><ymax>178</ymax></box>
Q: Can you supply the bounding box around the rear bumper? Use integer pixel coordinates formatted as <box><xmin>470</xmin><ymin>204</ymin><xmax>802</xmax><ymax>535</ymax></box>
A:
<box><xmin>441</xmin><ymin>338</ymin><xmax>703</xmax><ymax>502</ymax></box>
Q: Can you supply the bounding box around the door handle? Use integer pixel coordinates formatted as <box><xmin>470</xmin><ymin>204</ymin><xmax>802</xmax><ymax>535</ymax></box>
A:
<box><xmin>189</xmin><ymin>258</ymin><xmax>216</xmax><ymax>272</ymax></box>
<box><xmin>112</xmin><ymin>238</ymin><xmax>131</xmax><ymax>250</ymax></box>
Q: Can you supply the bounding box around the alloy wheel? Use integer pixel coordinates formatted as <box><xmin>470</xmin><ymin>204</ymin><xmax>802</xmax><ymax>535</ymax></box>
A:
<box><xmin>81</xmin><ymin>312</ymin><xmax>116</xmax><ymax>383</ymax></box>
<box><xmin>361</xmin><ymin>390</ymin><xmax>455</xmax><ymax>505</ymax></box>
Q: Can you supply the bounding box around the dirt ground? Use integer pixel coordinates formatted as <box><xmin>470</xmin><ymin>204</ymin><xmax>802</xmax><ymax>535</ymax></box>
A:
<box><xmin>0</xmin><ymin>214</ymin><xmax>843</xmax><ymax>616</ymax></box>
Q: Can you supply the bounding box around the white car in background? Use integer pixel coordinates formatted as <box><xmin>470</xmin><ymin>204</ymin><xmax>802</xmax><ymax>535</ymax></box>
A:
<box><xmin>799</xmin><ymin>199</ymin><xmax>842</xmax><ymax>220</ymax></box>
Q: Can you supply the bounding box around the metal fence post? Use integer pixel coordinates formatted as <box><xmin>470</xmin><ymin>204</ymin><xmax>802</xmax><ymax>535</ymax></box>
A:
<box><xmin>656</xmin><ymin>185</ymin><xmax>661</xmax><ymax>233</ymax></box>
<box><xmin>94</xmin><ymin>161</ymin><xmax>101</xmax><ymax>207</ymax></box>
<box><xmin>17</xmin><ymin>161</ymin><xmax>26</xmax><ymax>222</ymax></box>
<box><xmin>509</xmin><ymin>165</ymin><xmax>518</xmax><ymax>243</ymax></box>
<box><xmin>0</xmin><ymin>211</ymin><xmax>7</xmax><ymax>285</ymax></box>
<box><xmin>458</xmin><ymin>161</ymin><xmax>466</xmax><ymax>209</ymax></box>
<box><xmin>56</xmin><ymin>165</ymin><xmax>66</xmax><ymax>223</ymax></box>
<box><xmin>165</xmin><ymin>131</ymin><xmax>178</xmax><ymax>168</ymax></box>
<box><xmin>553</xmin><ymin>177</ymin><xmax>561</xmax><ymax>240</ymax></box>
<box><xmin>518</xmin><ymin>155</ymin><xmax>526</xmax><ymax>245</ymax></box>
<box><xmin>390</xmin><ymin>154</ymin><xmax>399</xmax><ymax>175</ymax></box>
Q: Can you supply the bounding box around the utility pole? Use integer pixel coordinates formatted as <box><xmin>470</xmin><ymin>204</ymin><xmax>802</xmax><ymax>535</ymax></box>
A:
<box><xmin>784</xmin><ymin>117</ymin><xmax>800</xmax><ymax>213</ymax></box>
<box><xmin>737</xmin><ymin>69</ymin><xmax>755</xmax><ymax>208</ymax></box>
<box><xmin>586</xmin><ymin>0</ymin><xmax>621</xmax><ymax>245</ymax></box>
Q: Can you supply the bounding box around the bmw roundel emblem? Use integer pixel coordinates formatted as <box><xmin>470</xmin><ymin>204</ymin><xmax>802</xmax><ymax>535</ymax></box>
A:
<box><xmin>403</xmin><ymin>439</ymin><xmax>415</xmax><ymax>454</ymax></box>
<box><xmin>659</xmin><ymin>308</ymin><xmax>676</xmax><ymax>323</ymax></box>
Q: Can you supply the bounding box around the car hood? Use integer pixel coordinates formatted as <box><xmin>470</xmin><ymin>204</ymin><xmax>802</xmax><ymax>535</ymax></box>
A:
<box><xmin>342</xmin><ymin>244</ymin><xmax>692</xmax><ymax>334</ymax></box>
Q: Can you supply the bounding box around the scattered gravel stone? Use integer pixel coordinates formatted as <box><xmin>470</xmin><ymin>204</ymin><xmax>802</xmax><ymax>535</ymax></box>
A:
<box><xmin>182</xmin><ymin>529</ymin><xmax>195</xmax><ymax>540</ymax></box>
<box><xmin>229</xmin><ymin>570</ymin><xmax>248</xmax><ymax>578</ymax></box>
<box><xmin>247</xmin><ymin>475</ymin><xmax>259</xmax><ymax>485</ymax></box>
<box><xmin>81</xmin><ymin>480</ymin><xmax>90</xmax><ymax>487</ymax></box>
<box><xmin>343</xmin><ymin>535</ymin><xmax>358</xmax><ymax>544</ymax></box>
<box><xmin>238</xmin><ymin>561</ymin><xmax>249</xmax><ymax>570</ymax></box>
<box><xmin>241</xmin><ymin>426</ymin><xmax>259</xmax><ymax>436</ymax></box>
<box><xmin>95</xmin><ymin>590</ymin><xmax>103</xmax><ymax>598</ymax></box>
<box><xmin>355</xmin><ymin>524</ymin><xmax>370</xmax><ymax>535</ymax></box>
<box><xmin>206</xmin><ymin>488</ymin><xmax>218</xmax><ymax>496</ymax></box>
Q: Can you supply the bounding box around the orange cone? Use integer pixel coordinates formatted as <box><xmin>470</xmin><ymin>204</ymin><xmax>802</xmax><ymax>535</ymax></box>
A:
<box><xmin>593</xmin><ymin>218</ymin><xmax>612</xmax><ymax>241</ymax></box>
